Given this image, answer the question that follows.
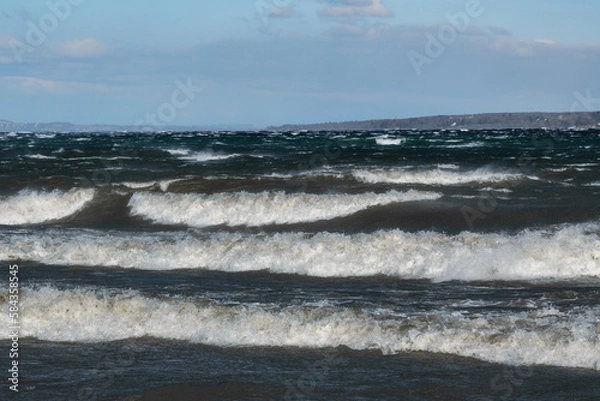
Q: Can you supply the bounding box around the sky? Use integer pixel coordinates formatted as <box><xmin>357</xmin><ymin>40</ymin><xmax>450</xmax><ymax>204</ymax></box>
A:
<box><xmin>0</xmin><ymin>0</ymin><xmax>599</xmax><ymax>128</ymax></box>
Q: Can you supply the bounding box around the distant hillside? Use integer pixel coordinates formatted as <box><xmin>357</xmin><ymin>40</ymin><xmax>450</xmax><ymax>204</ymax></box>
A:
<box><xmin>0</xmin><ymin>120</ymin><xmax>253</xmax><ymax>133</ymax></box>
<box><xmin>2</xmin><ymin>111</ymin><xmax>600</xmax><ymax>133</ymax></box>
<box><xmin>273</xmin><ymin>111</ymin><xmax>600</xmax><ymax>131</ymax></box>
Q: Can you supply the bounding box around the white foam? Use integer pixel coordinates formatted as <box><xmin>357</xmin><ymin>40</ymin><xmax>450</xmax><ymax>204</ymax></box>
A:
<box><xmin>548</xmin><ymin>167</ymin><xmax>591</xmax><ymax>172</ymax></box>
<box><xmin>128</xmin><ymin>190</ymin><xmax>441</xmax><ymax>227</ymax></box>
<box><xmin>166</xmin><ymin>149</ymin><xmax>189</xmax><ymax>156</ymax></box>
<box><xmin>436</xmin><ymin>163</ymin><xmax>459</xmax><ymax>170</ymax></box>
<box><xmin>353</xmin><ymin>167</ymin><xmax>524</xmax><ymax>186</ymax></box>
<box><xmin>444</xmin><ymin>141</ymin><xmax>485</xmax><ymax>148</ymax></box>
<box><xmin>0</xmin><ymin>189</ymin><xmax>95</xmax><ymax>225</ymax></box>
<box><xmin>26</xmin><ymin>154</ymin><xmax>58</xmax><ymax>160</ymax></box>
<box><xmin>480</xmin><ymin>187</ymin><xmax>513</xmax><ymax>193</ymax></box>
<box><xmin>260</xmin><ymin>171</ymin><xmax>344</xmax><ymax>181</ymax></box>
<box><xmin>63</xmin><ymin>156</ymin><xmax>136</xmax><ymax>161</ymax></box>
<box><xmin>34</xmin><ymin>133</ymin><xmax>56</xmax><ymax>139</ymax></box>
<box><xmin>567</xmin><ymin>163</ymin><xmax>599</xmax><ymax>168</ymax></box>
<box><xmin>7</xmin><ymin>286</ymin><xmax>599</xmax><ymax>370</ymax></box>
<box><xmin>375</xmin><ymin>136</ymin><xmax>405</xmax><ymax>146</ymax></box>
<box><xmin>2</xmin><ymin>224</ymin><xmax>599</xmax><ymax>282</ymax></box>
<box><xmin>119</xmin><ymin>181</ymin><xmax>157</xmax><ymax>189</ymax></box>
<box><xmin>166</xmin><ymin>149</ymin><xmax>240</xmax><ymax>162</ymax></box>
<box><xmin>119</xmin><ymin>179</ymin><xmax>181</xmax><ymax>191</ymax></box>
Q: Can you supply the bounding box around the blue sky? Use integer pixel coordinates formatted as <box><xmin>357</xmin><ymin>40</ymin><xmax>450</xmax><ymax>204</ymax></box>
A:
<box><xmin>1</xmin><ymin>0</ymin><xmax>599</xmax><ymax>127</ymax></box>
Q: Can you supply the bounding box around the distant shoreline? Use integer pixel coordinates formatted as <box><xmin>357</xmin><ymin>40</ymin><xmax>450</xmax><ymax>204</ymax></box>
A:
<box><xmin>272</xmin><ymin>111</ymin><xmax>600</xmax><ymax>131</ymax></box>
<box><xmin>1</xmin><ymin>111</ymin><xmax>599</xmax><ymax>132</ymax></box>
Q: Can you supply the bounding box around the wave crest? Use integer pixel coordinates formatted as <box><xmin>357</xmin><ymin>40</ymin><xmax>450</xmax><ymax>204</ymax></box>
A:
<box><xmin>353</xmin><ymin>167</ymin><xmax>524</xmax><ymax>185</ymax></box>
<box><xmin>128</xmin><ymin>190</ymin><xmax>441</xmax><ymax>227</ymax></box>
<box><xmin>9</xmin><ymin>286</ymin><xmax>599</xmax><ymax>370</ymax></box>
<box><xmin>2</xmin><ymin>225</ymin><xmax>599</xmax><ymax>281</ymax></box>
<box><xmin>0</xmin><ymin>189</ymin><xmax>95</xmax><ymax>225</ymax></box>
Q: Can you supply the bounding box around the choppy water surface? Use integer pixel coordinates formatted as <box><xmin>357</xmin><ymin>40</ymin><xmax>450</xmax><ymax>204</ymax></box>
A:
<box><xmin>1</xmin><ymin>129</ymin><xmax>599</xmax><ymax>400</ymax></box>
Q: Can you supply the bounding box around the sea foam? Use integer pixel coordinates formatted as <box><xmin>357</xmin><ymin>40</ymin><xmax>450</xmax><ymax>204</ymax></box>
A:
<box><xmin>7</xmin><ymin>286</ymin><xmax>599</xmax><ymax>370</ymax></box>
<box><xmin>166</xmin><ymin>149</ymin><xmax>240</xmax><ymax>162</ymax></box>
<box><xmin>1</xmin><ymin>224</ymin><xmax>599</xmax><ymax>281</ymax></box>
<box><xmin>353</xmin><ymin>167</ymin><xmax>524</xmax><ymax>185</ymax></box>
<box><xmin>0</xmin><ymin>189</ymin><xmax>95</xmax><ymax>225</ymax></box>
<box><xmin>128</xmin><ymin>190</ymin><xmax>441</xmax><ymax>227</ymax></box>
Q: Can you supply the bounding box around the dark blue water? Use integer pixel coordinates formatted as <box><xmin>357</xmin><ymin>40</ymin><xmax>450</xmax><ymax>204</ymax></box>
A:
<box><xmin>1</xmin><ymin>129</ymin><xmax>599</xmax><ymax>400</ymax></box>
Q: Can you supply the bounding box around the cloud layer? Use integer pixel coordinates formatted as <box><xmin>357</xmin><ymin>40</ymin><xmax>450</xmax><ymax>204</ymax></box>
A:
<box><xmin>53</xmin><ymin>38</ymin><xmax>111</xmax><ymax>58</ymax></box>
<box><xmin>0</xmin><ymin>0</ymin><xmax>598</xmax><ymax>126</ymax></box>
<box><xmin>320</xmin><ymin>0</ymin><xmax>393</xmax><ymax>18</ymax></box>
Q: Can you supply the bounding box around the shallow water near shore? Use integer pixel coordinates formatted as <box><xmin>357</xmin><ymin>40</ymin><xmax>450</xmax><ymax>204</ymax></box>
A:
<box><xmin>2</xmin><ymin>339</ymin><xmax>599</xmax><ymax>400</ymax></box>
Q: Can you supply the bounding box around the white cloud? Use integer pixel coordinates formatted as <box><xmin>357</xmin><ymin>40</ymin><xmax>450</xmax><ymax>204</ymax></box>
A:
<box><xmin>488</xmin><ymin>37</ymin><xmax>556</xmax><ymax>57</ymax></box>
<box><xmin>267</xmin><ymin>5</ymin><xmax>296</xmax><ymax>18</ymax></box>
<box><xmin>320</xmin><ymin>0</ymin><xmax>393</xmax><ymax>18</ymax></box>
<box><xmin>0</xmin><ymin>76</ymin><xmax>113</xmax><ymax>94</ymax></box>
<box><xmin>53</xmin><ymin>38</ymin><xmax>111</xmax><ymax>58</ymax></box>
<box><xmin>323</xmin><ymin>22</ymin><xmax>387</xmax><ymax>39</ymax></box>
<box><xmin>534</xmin><ymin>39</ymin><xmax>556</xmax><ymax>45</ymax></box>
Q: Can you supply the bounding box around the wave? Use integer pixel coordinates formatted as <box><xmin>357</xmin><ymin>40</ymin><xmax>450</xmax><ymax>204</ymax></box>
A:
<box><xmin>6</xmin><ymin>286</ymin><xmax>599</xmax><ymax>370</ymax></box>
<box><xmin>0</xmin><ymin>189</ymin><xmax>95</xmax><ymax>225</ymax></box>
<box><xmin>375</xmin><ymin>136</ymin><xmax>405</xmax><ymax>146</ymax></box>
<box><xmin>2</xmin><ymin>224</ymin><xmax>599</xmax><ymax>281</ymax></box>
<box><xmin>128</xmin><ymin>190</ymin><xmax>441</xmax><ymax>227</ymax></box>
<box><xmin>444</xmin><ymin>141</ymin><xmax>485</xmax><ymax>148</ymax></box>
<box><xmin>353</xmin><ymin>167</ymin><xmax>526</xmax><ymax>186</ymax></box>
<box><xmin>436</xmin><ymin>163</ymin><xmax>459</xmax><ymax>170</ymax></box>
<box><xmin>117</xmin><ymin>179</ymin><xmax>183</xmax><ymax>192</ymax></box>
<box><xmin>166</xmin><ymin>149</ymin><xmax>240</xmax><ymax>163</ymax></box>
<box><xmin>25</xmin><ymin>154</ymin><xmax>58</xmax><ymax>160</ymax></box>
<box><xmin>34</xmin><ymin>133</ymin><xmax>56</xmax><ymax>139</ymax></box>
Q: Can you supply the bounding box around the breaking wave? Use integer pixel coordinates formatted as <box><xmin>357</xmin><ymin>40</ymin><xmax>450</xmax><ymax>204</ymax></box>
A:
<box><xmin>353</xmin><ymin>167</ymin><xmax>526</xmax><ymax>186</ymax></box>
<box><xmin>2</xmin><ymin>224</ymin><xmax>599</xmax><ymax>282</ymax></box>
<box><xmin>128</xmin><ymin>190</ymin><xmax>441</xmax><ymax>227</ymax></box>
<box><xmin>0</xmin><ymin>189</ymin><xmax>95</xmax><ymax>226</ymax></box>
<box><xmin>166</xmin><ymin>149</ymin><xmax>240</xmax><ymax>163</ymax></box>
<box><xmin>6</xmin><ymin>286</ymin><xmax>598</xmax><ymax>370</ymax></box>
